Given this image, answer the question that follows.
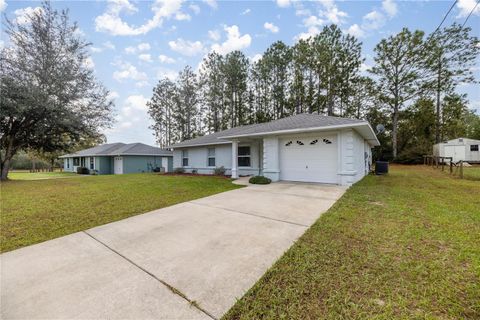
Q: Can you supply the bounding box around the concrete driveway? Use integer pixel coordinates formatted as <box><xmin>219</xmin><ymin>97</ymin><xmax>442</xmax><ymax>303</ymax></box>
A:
<box><xmin>1</xmin><ymin>181</ymin><xmax>346</xmax><ymax>319</ymax></box>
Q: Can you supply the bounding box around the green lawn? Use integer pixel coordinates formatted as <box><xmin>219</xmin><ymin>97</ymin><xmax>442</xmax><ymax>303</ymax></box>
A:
<box><xmin>462</xmin><ymin>166</ymin><xmax>480</xmax><ymax>181</ymax></box>
<box><xmin>1</xmin><ymin>174</ymin><xmax>240</xmax><ymax>252</ymax></box>
<box><xmin>8</xmin><ymin>171</ymin><xmax>77</xmax><ymax>180</ymax></box>
<box><xmin>224</xmin><ymin>165</ymin><xmax>480</xmax><ymax>320</ymax></box>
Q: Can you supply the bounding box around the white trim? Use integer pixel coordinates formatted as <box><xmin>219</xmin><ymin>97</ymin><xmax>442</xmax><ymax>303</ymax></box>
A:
<box><xmin>59</xmin><ymin>153</ymin><xmax>172</xmax><ymax>158</ymax></box>
<box><xmin>169</xmin><ymin>141</ymin><xmax>232</xmax><ymax>149</ymax></box>
<box><xmin>219</xmin><ymin>122</ymin><xmax>380</xmax><ymax>146</ymax></box>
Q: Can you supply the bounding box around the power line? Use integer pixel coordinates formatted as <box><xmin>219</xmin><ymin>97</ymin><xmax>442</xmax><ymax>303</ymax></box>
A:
<box><xmin>432</xmin><ymin>0</ymin><xmax>458</xmax><ymax>35</ymax></box>
<box><xmin>461</xmin><ymin>0</ymin><xmax>480</xmax><ymax>28</ymax></box>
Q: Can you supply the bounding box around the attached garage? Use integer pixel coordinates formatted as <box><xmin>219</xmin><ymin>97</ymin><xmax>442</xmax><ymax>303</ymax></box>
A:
<box><xmin>279</xmin><ymin>134</ymin><xmax>337</xmax><ymax>184</ymax></box>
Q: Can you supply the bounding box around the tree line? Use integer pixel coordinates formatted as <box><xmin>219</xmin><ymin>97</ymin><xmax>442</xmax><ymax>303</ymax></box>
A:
<box><xmin>148</xmin><ymin>23</ymin><xmax>480</xmax><ymax>161</ymax></box>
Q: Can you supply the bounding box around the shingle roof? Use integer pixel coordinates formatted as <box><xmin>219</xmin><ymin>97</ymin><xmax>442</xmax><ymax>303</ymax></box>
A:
<box><xmin>170</xmin><ymin>113</ymin><xmax>369</xmax><ymax>148</ymax></box>
<box><xmin>60</xmin><ymin>143</ymin><xmax>172</xmax><ymax>158</ymax></box>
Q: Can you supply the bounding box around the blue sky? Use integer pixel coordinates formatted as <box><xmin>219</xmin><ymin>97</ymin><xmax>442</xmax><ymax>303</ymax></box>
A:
<box><xmin>1</xmin><ymin>0</ymin><xmax>479</xmax><ymax>146</ymax></box>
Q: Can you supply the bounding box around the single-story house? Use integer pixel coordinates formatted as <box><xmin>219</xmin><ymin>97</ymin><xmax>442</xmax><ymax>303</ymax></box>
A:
<box><xmin>60</xmin><ymin>143</ymin><xmax>173</xmax><ymax>174</ymax></box>
<box><xmin>433</xmin><ymin>137</ymin><xmax>480</xmax><ymax>163</ymax></box>
<box><xmin>170</xmin><ymin>113</ymin><xmax>380</xmax><ymax>186</ymax></box>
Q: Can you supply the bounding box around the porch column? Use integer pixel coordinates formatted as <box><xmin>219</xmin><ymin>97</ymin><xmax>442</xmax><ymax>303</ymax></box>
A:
<box><xmin>231</xmin><ymin>140</ymin><xmax>238</xmax><ymax>179</ymax></box>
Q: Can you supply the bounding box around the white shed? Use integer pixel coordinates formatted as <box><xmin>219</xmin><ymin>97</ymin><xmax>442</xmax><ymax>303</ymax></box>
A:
<box><xmin>433</xmin><ymin>138</ymin><xmax>480</xmax><ymax>163</ymax></box>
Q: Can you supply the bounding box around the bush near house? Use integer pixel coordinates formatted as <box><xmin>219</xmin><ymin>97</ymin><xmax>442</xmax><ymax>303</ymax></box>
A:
<box><xmin>76</xmin><ymin>167</ymin><xmax>90</xmax><ymax>174</ymax></box>
<box><xmin>173</xmin><ymin>167</ymin><xmax>185</xmax><ymax>174</ymax></box>
<box><xmin>214</xmin><ymin>166</ymin><xmax>226</xmax><ymax>175</ymax></box>
<box><xmin>249</xmin><ymin>176</ymin><xmax>271</xmax><ymax>184</ymax></box>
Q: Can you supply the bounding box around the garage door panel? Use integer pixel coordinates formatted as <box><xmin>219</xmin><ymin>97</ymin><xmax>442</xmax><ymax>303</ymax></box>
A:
<box><xmin>279</xmin><ymin>135</ymin><xmax>337</xmax><ymax>184</ymax></box>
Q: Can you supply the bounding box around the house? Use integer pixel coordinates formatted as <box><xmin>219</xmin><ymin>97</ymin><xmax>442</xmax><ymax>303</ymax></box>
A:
<box><xmin>433</xmin><ymin>138</ymin><xmax>480</xmax><ymax>163</ymax></box>
<box><xmin>170</xmin><ymin>113</ymin><xmax>380</xmax><ymax>186</ymax></box>
<box><xmin>60</xmin><ymin>143</ymin><xmax>173</xmax><ymax>174</ymax></box>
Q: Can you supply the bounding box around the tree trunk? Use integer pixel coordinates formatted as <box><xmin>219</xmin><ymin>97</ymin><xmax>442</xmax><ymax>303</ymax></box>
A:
<box><xmin>392</xmin><ymin>106</ymin><xmax>399</xmax><ymax>159</ymax></box>
<box><xmin>435</xmin><ymin>55</ymin><xmax>442</xmax><ymax>144</ymax></box>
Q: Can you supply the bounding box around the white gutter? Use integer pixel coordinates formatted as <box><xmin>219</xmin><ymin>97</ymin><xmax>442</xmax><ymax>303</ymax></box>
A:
<box><xmin>59</xmin><ymin>153</ymin><xmax>173</xmax><ymax>158</ymax></box>
<box><xmin>168</xmin><ymin>141</ymin><xmax>232</xmax><ymax>149</ymax></box>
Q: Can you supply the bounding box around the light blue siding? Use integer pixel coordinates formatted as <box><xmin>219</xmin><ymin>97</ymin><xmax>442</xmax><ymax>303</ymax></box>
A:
<box><xmin>122</xmin><ymin>156</ymin><xmax>164</xmax><ymax>174</ymax></box>
<box><xmin>96</xmin><ymin>156</ymin><xmax>112</xmax><ymax>174</ymax></box>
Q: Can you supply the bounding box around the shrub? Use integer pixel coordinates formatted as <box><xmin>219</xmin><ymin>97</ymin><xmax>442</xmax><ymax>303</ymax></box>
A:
<box><xmin>191</xmin><ymin>169</ymin><xmax>198</xmax><ymax>174</ymax></box>
<box><xmin>249</xmin><ymin>175</ymin><xmax>271</xmax><ymax>184</ymax></box>
<box><xmin>76</xmin><ymin>167</ymin><xmax>89</xmax><ymax>174</ymax></box>
<box><xmin>214</xmin><ymin>166</ymin><xmax>226</xmax><ymax>176</ymax></box>
<box><xmin>173</xmin><ymin>167</ymin><xmax>185</xmax><ymax>174</ymax></box>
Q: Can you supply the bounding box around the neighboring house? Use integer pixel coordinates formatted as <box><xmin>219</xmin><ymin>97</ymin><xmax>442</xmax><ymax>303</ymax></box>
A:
<box><xmin>60</xmin><ymin>143</ymin><xmax>173</xmax><ymax>174</ymax></box>
<box><xmin>433</xmin><ymin>138</ymin><xmax>480</xmax><ymax>163</ymax></box>
<box><xmin>170</xmin><ymin>113</ymin><xmax>380</xmax><ymax>186</ymax></box>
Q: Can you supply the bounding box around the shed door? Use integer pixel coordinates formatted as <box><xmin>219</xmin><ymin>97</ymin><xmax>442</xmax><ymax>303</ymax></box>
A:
<box><xmin>444</xmin><ymin>146</ymin><xmax>465</xmax><ymax>162</ymax></box>
<box><xmin>279</xmin><ymin>135</ymin><xmax>337</xmax><ymax>184</ymax></box>
<box><xmin>114</xmin><ymin>157</ymin><xmax>123</xmax><ymax>174</ymax></box>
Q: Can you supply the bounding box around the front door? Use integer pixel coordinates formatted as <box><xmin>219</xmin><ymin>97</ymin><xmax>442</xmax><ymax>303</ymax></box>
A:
<box><xmin>444</xmin><ymin>145</ymin><xmax>465</xmax><ymax>162</ymax></box>
<box><xmin>114</xmin><ymin>157</ymin><xmax>123</xmax><ymax>174</ymax></box>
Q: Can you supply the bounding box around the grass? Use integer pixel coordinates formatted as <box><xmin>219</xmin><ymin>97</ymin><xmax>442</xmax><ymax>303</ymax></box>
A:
<box><xmin>462</xmin><ymin>166</ymin><xmax>480</xmax><ymax>181</ymax></box>
<box><xmin>223</xmin><ymin>165</ymin><xmax>480</xmax><ymax>320</ymax></box>
<box><xmin>1</xmin><ymin>173</ymin><xmax>240</xmax><ymax>253</ymax></box>
<box><xmin>8</xmin><ymin>170</ymin><xmax>77</xmax><ymax>180</ymax></box>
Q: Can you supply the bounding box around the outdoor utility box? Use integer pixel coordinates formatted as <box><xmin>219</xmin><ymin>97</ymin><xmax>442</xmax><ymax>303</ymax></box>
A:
<box><xmin>375</xmin><ymin>161</ymin><xmax>389</xmax><ymax>175</ymax></box>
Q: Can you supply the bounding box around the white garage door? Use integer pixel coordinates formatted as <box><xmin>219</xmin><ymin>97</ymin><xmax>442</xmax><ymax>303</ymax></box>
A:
<box><xmin>279</xmin><ymin>135</ymin><xmax>337</xmax><ymax>184</ymax></box>
<box><xmin>444</xmin><ymin>145</ymin><xmax>465</xmax><ymax>162</ymax></box>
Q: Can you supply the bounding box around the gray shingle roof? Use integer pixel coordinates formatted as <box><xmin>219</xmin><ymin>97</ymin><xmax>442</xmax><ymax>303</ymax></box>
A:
<box><xmin>170</xmin><ymin>113</ymin><xmax>368</xmax><ymax>148</ymax></box>
<box><xmin>60</xmin><ymin>143</ymin><xmax>172</xmax><ymax>158</ymax></box>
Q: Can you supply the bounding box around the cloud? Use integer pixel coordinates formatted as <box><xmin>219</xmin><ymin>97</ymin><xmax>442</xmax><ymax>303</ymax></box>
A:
<box><xmin>107</xmin><ymin>91</ymin><xmax>120</xmax><ymax>101</ymax></box>
<box><xmin>139</xmin><ymin>54</ymin><xmax>153</xmax><ymax>62</ymax></box>
<box><xmin>125</xmin><ymin>42</ymin><xmax>151</xmax><ymax>54</ymax></box>
<box><xmin>203</xmin><ymin>0</ymin><xmax>217</xmax><ymax>9</ymax></box>
<box><xmin>346</xmin><ymin>24</ymin><xmax>365</xmax><ymax>38</ymax></box>
<box><xmin>91</xmin><ymin>41</ymin><xmax>116</xmax><ymax>53</ymax></box>
<box><xmin>250</xmin><ymin>54</ymin><xmax>263</xmax><ymax>63</ymax></box>
<box><xmin>103</xmin><ymin>41</ymin><xmax>116</xmax><ymax>50</ymax></box>
<box><xmin>382</xmin><ymin>0</ymin><xmax>398</xmax><ymax>18</ymax></box>
<box><xmin>83</xmin><ymin>57</ymin><xmax>95</xmax><ymax>69</ymax></box>
<box><xmin>95</xmin><ymin>0</ymin><xmax>187</xmax><ymax>36</ymax></box>
<box><xmin>113</xmin><ymin>61</ymin><xmax>148</xmax><ymax>82</ymax></box>
<box><xmin>169</xmin><ymin>38</ymin><xmax>204</xmax><ymax>56</ymax></box>
<box><xmin>264</xmin><ymin>22</ymin><xmax>279</xmax><ymax>33</ymax></box>
<box><xmin>0</xmin><ymin>0</ymin><xmax>7</xmax><ymax>13</ymax></box>
<box><xmin>362</xmin><ymin>10</ymin><xmax>386</xmax><ymax>30</ymax></box>
<box><xmin>159</xmin><ymin>54</ymin><xmax>176</xmax><ymax>64</ymax></box>
<box><xmin>211</xmin><ymin>25</ymin><xmax>251</xmax><ymax>55</ymax></box>
<box><xmin>276</xmin><ymin>0</ymin><xmax>291</xmax><ymax>8</ymax></box>
<box><xmin>175</xmin><ymin>12</ymin><xmax>191</xmax><ymax>21</ymax></box>
<box><xmin>14</xmin><ymin>7</ymin><xmax>43</xmax><ymax>25</ymax></box>
<box><xmin>208</xmin><ymin>29</ymin><xmax>221</xmax><ymax>41</ymax></box>
<box><xmin>157</xmin><ymin>68</ymin><xmax>178</xmax><ymax>81</ymax></box>
<box><xmin>320</xmin><ymin>0</ymin><xmax>348</xmax><ymax>24</ymax></box>
<box><xmin>303</xmin><ymin>15</ymin><xmax>325</xmax><ymax>28</ymax></box>
<box><xmin>296</xmin><ymin>26</ymin><xmax>320</xmax><ymax>41</ymax></box>
<box><xmin>456</xmin><ymin>0</ymin><xmax>480</xmax><ymax>18</ymax></box>
<box><xmin>296</xmin><ymin>0</ymin><xmax>347</xmax><ymax>40</ymax></box>
<box><xmin>189</xmin><ymin>4</ymin><xmax>200</xmax><ymax>14</ymax></box>
<box><xmin>241</xmin><ymin>8</ymin><xmax>251</xmax><ymax>15</ymax></box>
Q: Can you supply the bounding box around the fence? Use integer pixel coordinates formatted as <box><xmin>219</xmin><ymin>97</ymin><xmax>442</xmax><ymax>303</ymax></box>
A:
<box><xmin>422</xmin><ymin>155</ymin><xmax>464</xmax><ymax>179</ymax></box>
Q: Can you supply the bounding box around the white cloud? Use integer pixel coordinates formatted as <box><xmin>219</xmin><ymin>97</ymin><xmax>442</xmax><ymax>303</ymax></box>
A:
<box><xmin>296</xmin><ymin>0</ymin><xmax>347</xmax><ymax>40</ymax></box>
<box><xmin>264</xmin><ymin>22</ymin><xmax>279</xmax><ymax>33</ymax></box>
<box><xmin>203</xmin><ymin>0</ymin><xmax>217</xmax><ymax>9</ymax></box>
<box><xmin>95</xmin><ymin>0</ymin><xmax>187</xmax><ymax>36</ymax></box>
<box><xmin>113</xmin><ymin>61</ymin><xmax>148</xmax><ymax>82</ymax></box>
<box><xmin>320</xmin><ymin>1</ymin><xmax>348</xmax><ymax>25</ymax></box>
<box><xmin>103</xmin><ymin>41</ymin><xmax>116</xmax><ymax>50</ymax></box>
<box><xmin>276</xmin><ymin>0</ymin><xmax>291</xmax><ymax>8</ymax></box>
<box><xmin>14</xmin><ymin>7</ymin><xmax>43</xmax><ymax>25</ymax></box>
<box><xmin>169</xmin><ymin>38</ymin><xmax>204</xmax><ymax>56</ymax></box>
<box><xmin>296</xmin><ymin>26</ymin><xmax>320</xmax><ymax>41</ymax></box>
<box><xmin>208</xmin><ymin>29</ymin><xmax>221</xmax><ymax>41</ymax></box>
<box><xmin>125</xmin><ymin>42</ymin><xmax>151</xmax><ymax>54</ymax></box>
<box><xmin>382</xmin><ymin>0</ymin><xmax>398</xmax><ymax>18</ymax></box>
<box><xmin>303</xmin><ymin>15</ymin><xmax>325</xmax><ymax>28</ymax></box>
<box><xmin>175</xmin><ymin>12</ymin><xmax>191</xmax><ymax>21</ymax></box>
<box><xmin>362</xmin><ymin>10</ymin><xmax>386</xmax><ymax>30</ymax></box>
<box><xmin>346</xmin><ymin>24</ymin><xmax>365</xmax><ymax>38</ymax></box>
<box><xmin>241</xmin><ymin>8</ymin><xmax>251</xmax><ymax>15</ymax></box>
<box><xmin>211</xmin><ymin>25</ymin><xmax>251</xmax><ymax>55</ymax></box>
<box><xmin>157</xmin><ymin>68</ymin><xmax>178</xmax><ymax>81</ymax></box>
<box><xmin>91</xmin><ymin>47</ymin><xmax>103</xmax><ymax>53</ymax></box>
<box><xmin>123</xmin><ymin>95</ymin><xmax>149</xmax><ymax>114</ymax></box>
<box><xmin>189</xmin><ymin>4</ymin><xmax>200</xmax><ymax>14</ymax></box>
<box><xmin>83</xmin><ymin>57</ymin><xmax>95</xmax><ymax>69</ymax></box>
<box><xmin>139</xmin><ymin>53</ymin><xmax>153</xmax><ymax>62</ymax></box>
<box><xmin>250</xmin><ymin>54</ymin><xmax>263</xmax><ymax>63</ymax></box>
<box><xmin>0</xmin><ymin>0</ymin><xmax>7</xmax><ymax>13</ymax></box>
<box><xmin>107</xmin><ymin>91</ymin><xmax>119</xmax><ymax>101</ymax></box>
<box><xmin>456</xmin><ymin>0</ymin><xmax>480</xmax><ymax>17</ymax></box>
<box><xmin>159</xmin><ymin>54</ymin><xmax>176</xmax><ymax>64</ymax></box>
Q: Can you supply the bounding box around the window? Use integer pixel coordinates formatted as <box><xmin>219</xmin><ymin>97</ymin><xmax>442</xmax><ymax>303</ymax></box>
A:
<box><xmin>471</xmin><ymin>144</ymin><xmax>479</xmax><ymax>152</ymax></box>
<box><xmin>182</xmin><ymin>150</ymin><xmax>189</xmax><ymax>167</ymax></box>
<box><xmin>90</xmin><ymin>157</ymin><xmax>94</xmax><ymax>170</ymax></box>
<box><xmin>80</xmin><ymin>157</ymin><xmax>85</xmax><ymax>167</ymax></box>
<box><xmin>207</xmin><ymin>148</ymin><xmax>216</xmax><ymax>167</ymax></box>
<box><xmin>238</xmin><ymin>146</ymin><xmax>251</xmax><ymax>167</ymax></box>
<box><xmin>73</xmin><ymin>158</ymin><xmax>79</xmax><ymax>166</ymax></box>
<box><xmin>67</xmin><ymin>158</ymin><xmax>70</xmax><ymax>168</ymax></box>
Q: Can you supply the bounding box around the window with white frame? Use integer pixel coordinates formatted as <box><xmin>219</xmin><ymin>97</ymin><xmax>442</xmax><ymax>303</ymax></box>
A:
<box><xmin>73</xmin><ymin>158</ymin><xmax>79</xmax><ymax>166</ymax></box>
<box><xmin>182</xmin><ymin>150</ymin><xmax>189</xmax><ymax>167</ymax></box>
<box><xmin>90</xmin><ymin>157</ymin><xmax>94</xmax><ymax>169</ymax></box>
<box><xmin>207</xmin><ymin>148</ymin><xmax>216</xmax><ymax>167</ymax></box>
<box><xmin>238</xmin><ymin>146</ymin><xmax>251</xmax><ymax>167</ymax></box>
<box><xmin>471</xmin><ymin>144</ymin><xmax>479</xmax><ymax>151</ymax></box>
